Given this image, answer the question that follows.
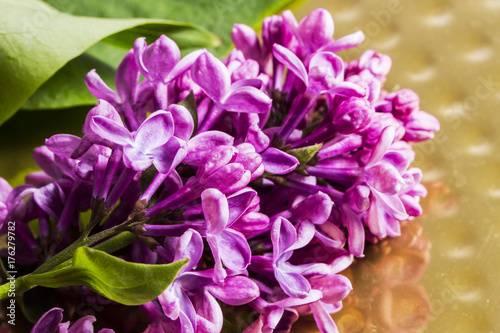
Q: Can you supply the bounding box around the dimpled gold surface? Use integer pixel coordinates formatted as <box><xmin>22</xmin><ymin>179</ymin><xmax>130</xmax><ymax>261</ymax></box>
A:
<box><xmin>293</xmin><ymin>0</ymin><xmax>500</xmax><ymax>332</ymax></box>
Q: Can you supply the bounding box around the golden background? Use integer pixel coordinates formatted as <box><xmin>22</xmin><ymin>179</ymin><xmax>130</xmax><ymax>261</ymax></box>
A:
<box><xmin>294</xmin><ymin>0</ymin><xmax>500</xmax><ymax>332</ymax></box>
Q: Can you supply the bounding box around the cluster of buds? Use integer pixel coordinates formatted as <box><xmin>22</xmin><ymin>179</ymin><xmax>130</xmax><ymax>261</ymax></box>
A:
<box><xmin>0</xmin><ymin>8</ymin><xmax>439</xmax><ymax>333</ymax></box>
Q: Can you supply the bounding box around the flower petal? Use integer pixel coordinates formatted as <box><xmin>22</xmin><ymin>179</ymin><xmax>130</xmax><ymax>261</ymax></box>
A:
<box><xmin>275</xmin><ymin>269</ymin><xmax>311</xmax><ymax>298</ymax></box>
<box><xmin>191</xmin><ymin>52</ymin><xmax>231</xmax><ymax>102</ymax></box>
<box><xmin>202</xmin><ymin>188</ymin><xmax>229</xmax><ymax>235</ymax></box>
<box><xmin>217</xmin><ymin>229</ymin><xmax>251</xmax><ymax>270</ymax></box>
<box><xmin>91</xmin><ymin>116</ymin><xmax>133</xmax><ymax>146</ymax></box>
<box><xmin>115</xmin><ymin>50</ymin><xmax>139</xmax><ymax>102</ymax></box>
<box><xmin>366</xmin><ymin>125</ymin><xmax>396</xmax><ymax>167</ymax></box>
<box><xmin>365</xmin><ymin>162</ymin><xmax>405</xmax><ymax>195</ymax></box>
<box><xmin>310</xmin><ymin>302</ymin><xmax>339</xmax><ymax>333</ymax></box>
<box><xmin>85</xmin><ymin>70</ymin><xmax>120</xmax><ymax>104</ymax></box>
<box><xmin>261</xmin><ymin>148</ymin><xmax>299</xmax><ymax>175</ymax></box>
<box><xmin>371</xmin><ymin>189</ymin><xmax>408</xmax><ymax>221</ymax></box>
<box><xmin>151</xmin><ymin>136</ymin><xmax>187</xmax><ymax>174</ymax></box>
<box><xmin>167</xmin><ymin>104</ymin><xmax>194</xmax><ymax>141</ymax></box>
<box><xmin>175</xmin><ymin>229</ymin><xmax>204</xmax><ymax>273</ymax></box>
<box><xmin>272</xmin><ymin>44</ymin><xmax>308</xmax><ymax>86</ymax></box>
<box><xmin>222</xmin><ymin>86</ymin><xmax>271</xmax><ymax>113</ymax></box>
<box><xmin>309</xmin><ymin>274</ymin><xmax>352</xmax><ymax>304</ymax></box>
<box><xmin>135</xmin><ymin>111</ymin><xmax>174</xmax><ymax>153</ymax></box>
<box><xmin>184</xmin><ymin>132</ymin><xmax>234</xmax><ymax>166</ymax></box>
<box><xmin>32</xmin><ymin>308</ymin><xmax>63</xmax><ymax>333</ymax></box>
<box><xmin>207</xmin><ymin>275</ymin><xmax>259</xmax><ymax>305</ymax></box>
<box><xmin>340</xmin><ymin>205</ymin><xmax>365</xmax><ymax>257</ymax></box>
<box><xmin>298</xmin><ymin>9</ymin><xmax>334</xmax><ymax>53</ymax></box>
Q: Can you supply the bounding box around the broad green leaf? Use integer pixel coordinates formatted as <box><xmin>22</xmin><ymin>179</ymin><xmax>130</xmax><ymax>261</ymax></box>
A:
<box><xmin>0</xmin><ymin>0</ymin><xmax>220</xmax><ymax>125</ymax></box>
<box><xmin>19</xmin><ymin>247</ymin><xmax>187</xmax><ymax>306</ymax></box>
<box><xmin>22</xmin><ymin>54</ymin><xmax>116</xmax><ymax>110</ymax></box>
<box><xmin>43</xmin><ymin>0</ymin><xmax>297</xmax><ymax>56</ymax></box>
<box><xmin>287</xmin><ymin>143</ymin><xmax>323</xmax><ymax>166</ymax></box>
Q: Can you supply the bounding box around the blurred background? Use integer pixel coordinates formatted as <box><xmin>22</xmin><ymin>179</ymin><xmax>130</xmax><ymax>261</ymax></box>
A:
<box><xmin>1</xmin><ymin>0</ymin><xmax>499</xmax><ymax>332</ymax></box>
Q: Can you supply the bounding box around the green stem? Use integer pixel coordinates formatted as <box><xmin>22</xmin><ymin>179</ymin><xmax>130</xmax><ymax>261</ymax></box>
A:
<box><xmin>33</xmin><ymin>224</ymin><xmax>127</xmax><ymax>275</ymax></box>
<box><xmin>0</xmin><ymin>276</ymin><xmax>32</xmax><ymax>300</ymax></box>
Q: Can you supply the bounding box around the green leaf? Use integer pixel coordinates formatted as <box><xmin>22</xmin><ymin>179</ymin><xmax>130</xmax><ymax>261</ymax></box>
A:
<box><xmin>43</xmin><ymin>0</ymin><xmax>297</xmax><ymax>56</ymax></box>
<box><xmin>0</xmin><ymin>0</ymin><xmax>220</xmax><ymax>125</ymax></box>
<box><xmin>22</xmin><ymin>54</ymin><xmax>116</xmax><ymax>110</ymax></box>
<box><xmin>20</xmin><ymin>247</ymin><xmax>187</xmax><ymax>306</ymax></box>
<box><xmin>287</xmin><ymin>143</ymin><xmax>323</xmax><ymax>166</ymax></box>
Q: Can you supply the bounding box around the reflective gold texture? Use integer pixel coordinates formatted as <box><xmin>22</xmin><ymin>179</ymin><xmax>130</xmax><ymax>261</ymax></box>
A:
<box><xmin>293</xmin><ymin>0</ymin><xmax>500</xmax><ymax>332</ymax></box>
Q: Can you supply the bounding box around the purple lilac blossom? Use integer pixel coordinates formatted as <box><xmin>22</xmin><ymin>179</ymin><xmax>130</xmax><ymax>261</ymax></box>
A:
<box><xmin>0</xmin><ymin>7</ymin><xmax>439</xmax><ymax>333</ymax></box>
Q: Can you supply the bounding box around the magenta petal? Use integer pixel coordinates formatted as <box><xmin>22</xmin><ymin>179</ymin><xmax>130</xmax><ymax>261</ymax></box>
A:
<box><xmin>191</xmin><ymin>52</ymin><xmax>230</xmax><ymax>102</ymax></box>
<box><xmin>45</xmin><ymin>134</ymin><xmax>81</xmax><ymax>158</ymax></box>
<box><xmin>207</xmin><ymin>275</ymin><xmax>259</xmax><ymax>305</ymax></box>
<box><xmin>222</xmin><ymin>86</ymin><xmax>271</xmax><ymax>113</ymax></box>
<box><xmin>365</xmin><ymin>163</ymin><xmax>405</xmax><ymax>195</ymax></box>
<box><xmin>310</xmin><ymin>302</ymin><xmax>339</xmax><ymax>333</ymax></box>
<box><xmin>371</xmin><ymin>189</ymin><xmax>408</xmax><ymax>221</ymax></box>
<box><xmin>272</xmin><ymin>44</ymin><xmax>308</xmax><ymax>86</ymax></box>
<box><xmin>175</xmin><ymin>229</ymin><xmax>204</xmax><ymax>272</ymax></box>
<box><xmin>202</xmin><ymin>188</ymin><xmax>229</xmax><ymax>235</ymax></box>
<box><xmin>91</xmin><ymin>116</ymin><xmax>133</xmax><ymax>146</ymax></box>
<box><xmin>261</xmin><ymin>148</ymin><xmax>299</xmax><ymax>174</ymax></box>
<box><xmin>315</xmin><ymin>222</ymin><xmax>345</xmax><ymax>249</ymax></box>
<box><xmin>123</xmin><ymin>145</ymin><xmax>153</xmax><ymax>171</ymax></box>
<box><xmin>134</xmin><ymin>111</ymin><xmax>174</xmax><ymax>153</ymax></box>
<box><xmin>232</xmin><ymin>23</ymin><xmax>262</xmax><ymax>62</ymax></box>
<box><xmin>226</xmin><ymin>188</ymin><xmax>257</xmax><ymax>225</ymax></box>
<box><xmin>33</xmin><ymin>183</ymin><xmax>65</xmax><ymax>219</ymax></box>
<box><xmin>32</xmin><ymin>307</ymin><xmax>63</xmax><ymax>333</ymax></box>
<box><xmin>167</xmin><ymin>104</ymin><xmax>194</xmax><ymax>141</ymax></box>
<box><xmin>151</xmin><ymin>137</ymin><xmax>187</xmax><ymax>174</ymax></box>
<box><xmin>298</xmin><ymin>9</ymin><xmax>334</xmax><ymax>53</ymax></box>
<box><xmin>200</xmin><ymin>164</ymin><xmax>249</xmax><ymax>192</ymax></box>
<box><xmin>290</xmin><ymin>192</ymin><xmax>333</xmax><ymax>225</ymax></box>
<box><xmin>142</xmin><ymin>35</ymin><xmax>180</xmax><ymax>82</ymax></box>
<box><xmin>274</xmin><ymin>290</ymin><xmax>323</xmax><ymax>308</ymax></box>
<box><xmin>309</xmin><ymin>274</ymin><xmax>352</xmax><ymax>304</ymax></box>
<box><xmin>290</xmin><ymin>221</ymin><xmax>316</xmax><ymax>251</ymax></box>
<box><xmin>309</xmin><ymin>52</ymin><xmax>344</xmax><ymax>87</ymax></box>
<box><xmin>193</xmin><ymin>290</ymin><xmax>223</xmax><ymax>333</ymax></box>
<box><xmin>400</xmin><ymin>194</ymin><xmax>423</xmax><ymax>217</ymax></box>
<box><xmin>133</xmin><ymin>37</ymin><xmax>149</xmax><ymax>77</ymax></box>
<box><xmin>85</xmin><ymin>70</ymin><xmax>120</xmax><ymax>104</ymax></box>
<box><xmin>367</xmin><ymin>198</ymin><xmax>385</xmax><ymax>238</ymax></box>
<box><xmin>66</xmin><ymin>315</ymin><xmax>96</xmax><ymax>333</ymax></box>
<box><xmin>340</xmin><ymin>205</ymin><xmax>365</xmax><ymax>257</ymax></box>
<box><xmin>231</xmin><ymin>211</ymin><xmax>269</xmax><ymax>235</ymax></box>
<box><xmin>366</xmin><ymin>125</ymin><xmax>396</xmax><ymax>167</ymax></box>
<box><xmin>184</xmin><ymin>131</ymin><xmax>234</xmax><ymax>166</ymax></box>
<box><xmin>272</xmin><ymin>217</ymin><xmax>296</xmax><ymax>255</ymax></box>
<box><xmin>217</xmin><ymin>229</ymin><xmax>251</xmax><ymax>270</ymax></box>
<box><xmin>115</xmin><ymin>50</ymin><xmax>139</xmax><ymax>102</ymax></box>
<box><xmin>198</xmin><ymin>145</ymin><xmax>237</xmax><ymax>179</ymax></box>
<box><xmin>329</xmin><ymin>81</ymin><xmax>366</xmax><ymax>98</ymax></box>
<box><xmin>166</xmin><ymin>49</ymin><xmax>205</xmax><ymax>83</ymax></box>
<box><xmin>246</xmin><ymin>123</ymin><xmax>270</xmax><ymax>152</ymax></box>
<box><xmin>326</xmin><ymin>31</ymin><xmax>365</xmax><ymax>52</ymax></box>
<box><xmin>275</xmin><ymin>269</ymin><xmax>311</xmax><ymax>298</ymax></box>
<box><xmin>207</xmin><ymin>234</ymin><xmax>227</xmax><ymax>283</ymax></box>
<box><xmin>84</xmin><ymin>100</ymin><xmax>124</xmax><ymax>135</ymax></box>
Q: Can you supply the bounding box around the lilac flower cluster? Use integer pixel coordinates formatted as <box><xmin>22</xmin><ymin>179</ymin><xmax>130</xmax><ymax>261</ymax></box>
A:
<box><xmin>0</xmin><ymin>8</ymin><xmax>439</xmax><ymax>333</ymax></box>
